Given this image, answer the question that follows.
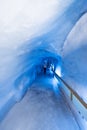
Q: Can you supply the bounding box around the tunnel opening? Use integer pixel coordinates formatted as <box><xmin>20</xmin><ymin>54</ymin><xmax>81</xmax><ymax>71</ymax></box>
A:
<box><xmin>33</xmin><ymin>55</ymin><xmax>62</xmax><ymax>95</ymax></box>
<box><xmin>0</xmin><ymin>47</ymin><xmax>62</xmax><ymax>122</ymax></box>
<box><xmin>35</xmin><ymin>55</ymin><xmax>62</xmax><ymax>78</ymax></box>
<box><xmin>0</xmin><ymin>0</ymin><xmax>87</xmax><ymax>129</ymax></box>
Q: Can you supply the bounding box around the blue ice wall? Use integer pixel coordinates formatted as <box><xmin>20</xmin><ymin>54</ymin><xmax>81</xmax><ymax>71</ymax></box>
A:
<box><xmin>0</xmin><ymin>0</ymin><xmax>87</xmax><ymax>120</ymax></box>
<box><xmin>62</xmin><ymin>12</ymin><xmax>87</xmax><ymax>103</ymax></box>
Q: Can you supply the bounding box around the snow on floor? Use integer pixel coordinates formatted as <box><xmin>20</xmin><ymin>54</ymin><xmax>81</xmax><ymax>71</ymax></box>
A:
<box><xmin>0</xmin><ymin>76</ymin><xmax>80</xmax><ymax>130</ymax></box>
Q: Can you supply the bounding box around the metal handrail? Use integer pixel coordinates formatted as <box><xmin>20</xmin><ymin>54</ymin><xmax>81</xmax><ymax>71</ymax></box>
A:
<box><xmin>54</xmin><ymin>72</ymin><xmax>87</xmax><ymax>109</ymax></box>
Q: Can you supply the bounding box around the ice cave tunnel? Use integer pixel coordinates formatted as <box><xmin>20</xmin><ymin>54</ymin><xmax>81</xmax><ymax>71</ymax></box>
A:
<box><xmin>0</xmin><ymin>0</ymin><xmax>87</xmax><ymax>130</ymax></box>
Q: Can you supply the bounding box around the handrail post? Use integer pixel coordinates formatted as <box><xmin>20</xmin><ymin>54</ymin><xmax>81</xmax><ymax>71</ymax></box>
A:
<box><xmin>54</xmin><ymin>71</ymin><xmax>87</xmax><ymax>109</ymax></box>
<box><xmin>70</xmin><ymin>91</ymin><xmax>73</xmax><ymax>101</ymax></box>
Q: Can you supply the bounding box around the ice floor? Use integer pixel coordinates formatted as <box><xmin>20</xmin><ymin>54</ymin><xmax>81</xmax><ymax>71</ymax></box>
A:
<box><xmin>0</xmin><ymin>76</ymin><xmax>80</xmax><ymax>130</ymax></box>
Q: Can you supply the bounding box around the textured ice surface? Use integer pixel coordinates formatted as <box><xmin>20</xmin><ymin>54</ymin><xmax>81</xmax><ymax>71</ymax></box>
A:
<box><xmin>0</xmin><ymin>0</ymin><xmax>87</xmax><ymax>125</ymax></box>
<box><xmin>0</xmin><ymin>0</ymin><xmax>73</xmax><ymax>48</ymax></box>
<box><xmin>63</xmin><ymin>13</ymin><xmax>87</xmax><ymax>102</ymax></box>
<box><xmin>0</xmin><ymin>77</ymin><xmax>80</xmax><ymax>130</ymax></box>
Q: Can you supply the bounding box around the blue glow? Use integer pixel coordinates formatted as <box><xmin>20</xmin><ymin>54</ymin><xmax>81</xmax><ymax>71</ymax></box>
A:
<box><xmin>0</xmin><ymin>1</ymin><xmax>87</xmax><ymax>127</ymax></box>
<box><xmin>55</xmin><ymin>56</ymin><xmax>62</xmax><ymax>77</ymax></box>
<box><xmin>52</xmin><ymin>76</ymin><xmax>59</xmax><ymax>95</ymax></box>
<box><xmin>55</xmin><ymin>66</ymin><xmax>61</xmax><ymax>77</ymax></box>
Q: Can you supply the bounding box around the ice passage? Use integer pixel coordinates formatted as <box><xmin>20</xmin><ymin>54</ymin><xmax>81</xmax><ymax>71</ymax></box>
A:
<box><xmin>0</xmin><ymin>0</ymin><xmax>87</xmax><ymax>130</ymax></box>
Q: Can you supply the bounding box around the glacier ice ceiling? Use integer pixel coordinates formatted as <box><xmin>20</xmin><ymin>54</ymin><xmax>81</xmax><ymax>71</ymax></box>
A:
<box><xmin>0</xmin><ymin>0</ymin><xmax>87</xmax><ymax>121</ymax></box>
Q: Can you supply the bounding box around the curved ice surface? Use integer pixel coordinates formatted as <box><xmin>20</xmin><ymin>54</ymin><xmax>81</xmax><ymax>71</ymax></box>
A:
<box><xmin>0</xmin><ymin>0</ymin><xmax>87</xmax><ymax>122</ymax></box>
<box><xmin>63</xmin><ymin>13</ymin><xmax>87</xmax><ymax>102</ymax></box>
